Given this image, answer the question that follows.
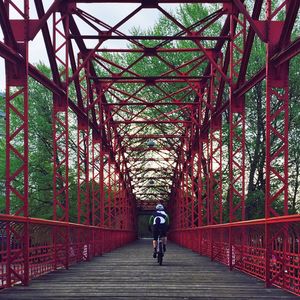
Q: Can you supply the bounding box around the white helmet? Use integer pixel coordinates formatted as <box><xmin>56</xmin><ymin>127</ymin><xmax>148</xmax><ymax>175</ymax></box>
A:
<box><xmin>156</xmin><ymin>204</ymin><xmax>164</xmax><ymax>211</ymax></box>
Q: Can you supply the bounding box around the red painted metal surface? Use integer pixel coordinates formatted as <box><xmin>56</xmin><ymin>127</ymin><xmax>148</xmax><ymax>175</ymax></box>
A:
<box><xmin>169</xmin><ymin>215</ymin><xmax>300</xmax><ymax>296</ymax></box>
<box><xmin>4</xmin><ymin>0</ymin><xmax>30</xmax><ymax>287</ymax></box>
<box><xmin>0</xmin><ymin>215</ymin><xmax>135</xmax><ymax>289</ymax></box>
<box><xmin>229</xmin><ymin>3</ymin><xmax>246</xmax><ymax>223</ymax></box>
<box><xmin>77</xmin><ymin>59</ymin><xmax>91</xmax><ymax>225</ymax></box>
<box><xmin>264</xmin><ymin>1</ymin><xmax>290</xmax><ymax>287</ymax></box>
<box><xmin>52</xmin><ymin>8</ymin><xmax>71</xmax><ymax>272</ymax></box>
<box><xmin>0</xmin><ymin>0</ymin><xmax>300</xmax><ymax>296</ymax></box>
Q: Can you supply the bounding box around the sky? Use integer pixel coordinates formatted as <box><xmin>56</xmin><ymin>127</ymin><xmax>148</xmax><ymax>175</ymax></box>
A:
<box><xmin>0</xmin><ymin>1</ymin><xmax>179</xmax><ymax>91</ymax></box>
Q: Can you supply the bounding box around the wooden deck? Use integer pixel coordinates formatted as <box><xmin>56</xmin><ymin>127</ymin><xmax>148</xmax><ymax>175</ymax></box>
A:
<box><xmin>0</xmin><ymin>239</ymin><xmax>298</xmax><ymax>299</ymax></box>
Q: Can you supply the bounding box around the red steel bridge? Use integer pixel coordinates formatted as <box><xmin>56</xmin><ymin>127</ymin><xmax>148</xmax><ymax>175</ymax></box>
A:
<box><xmin>0</xmin><ymin>0</ymin><xmax>300</xmax><ymax>297</ymax></box>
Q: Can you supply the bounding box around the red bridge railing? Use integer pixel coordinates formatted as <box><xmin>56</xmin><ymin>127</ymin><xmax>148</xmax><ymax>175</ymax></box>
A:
<box><xmin>169</xmin><ymin>215</ymin><xmax>300</xmax><ymax>296</ymax></box>
<box><xmin>0</xmin><ymin>215</ymin><xmax>136</xmax><ymax>288</ymax></box>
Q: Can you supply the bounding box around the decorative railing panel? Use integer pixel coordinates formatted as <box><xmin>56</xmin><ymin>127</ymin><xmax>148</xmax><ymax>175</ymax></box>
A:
<box><xmin>170</xmin><ymin>215</ymin><xmax>300</xmax><ymax>296</ymax></box>
<box><xmin>0</xmin><ymin>215</ymin><xmax>135</xmax><ymax>289</ymax></box>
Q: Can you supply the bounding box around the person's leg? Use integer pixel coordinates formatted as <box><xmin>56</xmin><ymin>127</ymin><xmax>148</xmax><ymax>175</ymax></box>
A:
<box><xmin>152</xmin><ymin>239</ymin><xmax>157</xmax><ymax>249</ymax></box>
<box><xmin>152</xmin><ymin>226</ymin><xmax>158</xmax><ymax>258</ymax></box>
<box><xmin>162</xmin><ymin>236</ymin><xmax>167</xmax><ymax>245</ymax></box>
<box><xmin>161</xmin><ymin>224</ymin><xmax>167</xmax><ymax>252</ymax></box>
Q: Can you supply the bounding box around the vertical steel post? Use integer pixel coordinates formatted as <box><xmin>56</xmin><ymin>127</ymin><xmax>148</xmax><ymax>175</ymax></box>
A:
<box><xmin>197</xmin><ymin>85</ymin><xmax>208</xmax><ymax>231</ymax></box>
<box><xmin>191</xmin><ymin>153</ymin><xmax>195</xmax><ymax>230</ymax></box>
<box><xmin>92</xmin><ymin>134</ymin><xmax>101</xmax><ymax>227</ymax></box>
<box><xmin>113</xmin><ymin>161</ymin><xmax>116</xmax><ymax>229</ymax></box>
<box><xmin>77</xmin><ymin>56</ymin><xmax>90</xmax><ymax>226</ymax></box>
<box><xmin>229</xmin><ymin>3</ymin><xmax>246</xmax><ymax>271</ymax></box>
<box><xmin>5</xmin><ymin>0</ymin><xmax>30</xmax><ymax>286</ymax></box>
<box><xmin>198</xmin><ymin>84</ymin><xmax>210</xmax><ymax>227</ymax></box>
<box><xmin>98</xmin><ymin>98</ymin><xmax>105</xmax><ymax>233</ymax></box>
<box><xmin>229</xmin><ymin>3</ymin><xmax>246</xmax><ymax>223</ymax></box>
<box><xmin>108</xmin><ymin>156</ymin><xmax>112</xmax><ymax>229</ymax></box>
<box><xmin>52</xmin><ymin>4</ymin><xmax>72</xmax><ymax>269</ymax></box>
<box><xmin>92</xmin><ymin>135</ymin><xmax>100</xmax><ymax>258</ymax></box>
<box><xmin>77</xmin><ymin>117</ymin><xmax>90</xmax><ymax>225</ymax></box>
<box><xmin>265</xmin><ymin>0</ymin><xmax>289</xmax><ymax>287</ymax></box>
<box><xmin>197</xmin><ymin>136</ymin><xmax>203</xmax><ymax>254</ymax></box>
<box><xmin>185</xmin><ymin>163</ymin><xmax>189</xmax><ymax>229</ymax></box>
<box><xmin>209</xmin><ymin>52</ymin><xmax>223</xmax><ymax>225</ymax></box>
<box><xmin>180</xmin><ymin>162</ymin><xmax>185</xmax><ymax>231</ymax></box>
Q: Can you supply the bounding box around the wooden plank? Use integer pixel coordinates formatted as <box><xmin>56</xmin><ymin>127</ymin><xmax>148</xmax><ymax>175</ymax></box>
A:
<box><xmin>0</xmin><ymin>240</ymin><xmax>298</xmax><ymax>299</ymax></box>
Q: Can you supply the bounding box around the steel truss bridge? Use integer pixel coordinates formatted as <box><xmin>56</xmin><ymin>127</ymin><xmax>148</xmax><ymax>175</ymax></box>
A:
<box><xmin>0</xmin><ymin>0</ymin><xmax>300</xmax><ymax>296</ymax></box>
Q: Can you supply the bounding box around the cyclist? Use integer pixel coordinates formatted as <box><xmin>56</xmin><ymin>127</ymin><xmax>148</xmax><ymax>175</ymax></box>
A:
<box><xmin>148</xmin><ymin>203</ymin><xmax>169</xmax><ymax>258</ymax></box>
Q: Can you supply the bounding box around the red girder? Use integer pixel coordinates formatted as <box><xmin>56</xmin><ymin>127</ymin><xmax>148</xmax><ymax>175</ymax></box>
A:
<box><xmin>73</xmin><ymin>0</ymin><xmax>230</xmax><ymax>3</ymax></box>
<box><xmin>3</xmin><ymin>0</ymin><xmax>31</xmax><ymax>288</ymax></box>
<box><xmin>75</xmin><ymin>34</ymin><xmax>229</xmax><ymax>41</ymax></box>
<box><xmin>76</xmin><ymin>60</ymin><xmax>91</xmax><ymax>226</ymax></box>
<box><xmin>229</xmin><ymin>3</ymin><xmax>246</xmax><ymax>223</ymax></box>
<box><xmin>104</xmin><ymin>102</ymin><xmax>197</xmax><ymax>106</ymax></box>
<box><xmin>115</xmin><ymin>120</ymin><xmax>191</xmax><ymax>124</ymax></box>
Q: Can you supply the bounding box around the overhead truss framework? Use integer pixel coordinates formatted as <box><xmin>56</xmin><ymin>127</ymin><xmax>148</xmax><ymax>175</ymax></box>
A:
<box><xmin>1</xmin><ymin>0</ymin><xmax>300</xmax><ymax>295</ymax></box>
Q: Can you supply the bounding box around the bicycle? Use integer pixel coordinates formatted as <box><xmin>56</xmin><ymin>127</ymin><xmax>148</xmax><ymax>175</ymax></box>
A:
<box><xmin>156</xmin><ymin>234</ymin><xmax>164</xmax><ymax>265</ymax></box>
